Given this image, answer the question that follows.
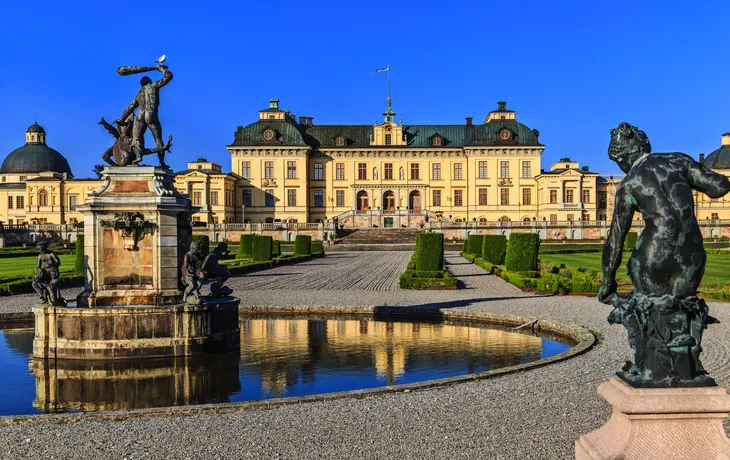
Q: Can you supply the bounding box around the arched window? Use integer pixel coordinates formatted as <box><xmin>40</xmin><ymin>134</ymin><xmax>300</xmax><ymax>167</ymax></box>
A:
<box><xmin>454</xmin><ymin>218</ymin><xmax>463</xmax><ymax>223</ymax></box>
<box><xmin>432</xmin><ymin>136</ymin><xmax>443</xmax><ymax>147</ymax></box>
<box><xmin>39</xmin><ymin>190</ymin><xmax>48</xmax><ymax>207</ymax></box>
<box><xmin>478</xmin><ymin>217</ymin><xmax>487</xmax><ymax>223</ymax></box>
<box><xmin>335</xmin><ymin>136</ymin><xmax>346</xmax><ymax>147</ymax></box>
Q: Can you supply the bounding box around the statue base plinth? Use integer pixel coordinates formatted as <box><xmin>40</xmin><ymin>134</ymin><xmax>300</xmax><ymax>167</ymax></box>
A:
<box><xmin>575</xmin><ymin>376</ymin><xmax>730</xmax><ymax>460</ymax></box>
<box><xmin>32</xmin><ymin>298</ymin><xmax>239</xmax><ymax>360</ymax></box>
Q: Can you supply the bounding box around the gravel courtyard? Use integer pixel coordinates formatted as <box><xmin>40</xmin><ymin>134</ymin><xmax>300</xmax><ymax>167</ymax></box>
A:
<box><xmin>2</xmin><ymin>251</ymin><xmax>730</xmax><ymax>459</ymax></box>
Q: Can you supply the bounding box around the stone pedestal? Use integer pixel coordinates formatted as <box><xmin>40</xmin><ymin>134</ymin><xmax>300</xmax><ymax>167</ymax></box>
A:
<box><xmin>77</xmin><ymin>166</ymin><xmax>191</xmax><ymax>306</ymax></box>
<box><xmin>575</xmin><ymin>377</ymin><xmax>730</xmax><ymax>460</ymax></box>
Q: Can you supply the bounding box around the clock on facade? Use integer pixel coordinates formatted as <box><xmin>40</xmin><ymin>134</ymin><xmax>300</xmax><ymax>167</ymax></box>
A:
<box><xmin>499</xmin><ymin>129</ymin><xmax>511</xmax><ymax>140</ymax></box>
<box><xmin>262</xmin><ymin>129</ymin><xmax>275</xmax><ymax>141</ymax></box>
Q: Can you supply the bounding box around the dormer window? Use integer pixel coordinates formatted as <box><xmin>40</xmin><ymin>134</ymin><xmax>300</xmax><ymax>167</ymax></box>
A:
<box><xmin>385</xmin><ymin>133</ymin><xmax>392</xmax><ymax>145</ymax></box>
<box><xmin>268</xmin><ymin>115</ymin><xmax>275</xmax><ymax>119</ymax></box>
<box><xmin>432</xmin><ymin>135</ymin><xmax>443</xmax><ymax>147</ymax></box>
<box><xmin>335</xmin><ymin>136</ymin><xmax>346</xmax><ymax>147</ymax></box>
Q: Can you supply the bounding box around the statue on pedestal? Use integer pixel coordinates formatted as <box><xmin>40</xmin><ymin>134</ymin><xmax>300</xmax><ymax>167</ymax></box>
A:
<box><xmin>598</xmin><ymin>122</ymin><xmax>730</xmax><ymax>387</ymax></box>
<box><xmin>202</xmin><ymin>242</ymin><xmax>233</xmax><ymax>297</ymax></box>
<box><xmin>32</xmin><ymin>240</ymin><xmax>66</xmax><ymax>306</ymax></box>
<box><xmin>100</xmin><ymin>60</ymin><xmax>174</xmax><ymax>168</ymax></box>
<box><xmin>181</xmin><ymin>241</ymin><xmax>203</xmax><ymax>305</ymax></box>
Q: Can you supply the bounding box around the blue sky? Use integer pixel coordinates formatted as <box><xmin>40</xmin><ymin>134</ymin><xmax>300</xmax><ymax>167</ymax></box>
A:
<box><xmin>0</xmin><ymin>0</ymin><xmax>728</xmax><ymax>178</ymax></box>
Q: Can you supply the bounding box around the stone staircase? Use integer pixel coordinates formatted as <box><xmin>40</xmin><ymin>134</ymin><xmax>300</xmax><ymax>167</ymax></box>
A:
<box><xmin>332</xmin><ymin>229</ymin><xmax>421</xmax><ymax>251</ymax></box>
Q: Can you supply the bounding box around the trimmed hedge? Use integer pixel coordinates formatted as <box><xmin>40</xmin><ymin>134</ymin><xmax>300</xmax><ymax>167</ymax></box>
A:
<box><xmin>222</xmin><ymin>251</ymin><xmax>324</xmax><ymax>276</ymax></box>
<box><xmin>462</xmin><ymin>240</ymin><xmax>468</xmax><ymax>253</ymax></box>
<box><xmin>505</xmin><ymin>233</ymin><xmax>540</xmax><ymax>272</ymax></box>
<box><xmin>294</xmin><ymin>235</ymin><xmax>312</xmax><ymax>256</ymax></box>
<box><xmin>399</xmin><ymin>269</ymin><xmax>457</xmax><ymax>289</ymax></box>
<box><xmin>466</xmin><ymin>235</ymin><xmax>484</xmax><ymax>256</ymax></box>
<box><xmin>252</xmin><ymin>235</ymin><xmax>273</xmax><ymax>262</ymax></box>
<box><xmin>272</xmin><ymin>240</ymin><xmax>281</xmax><ymax>258</ymax></box>
<box><xmin>74</xmin><ymin>234</ymin><xmax>85</xmax><ymax>274</ymax></box>
<box><xmin>0</xmin><ymin>247</ymin><xmax>75</xmax><ymax>258</ymax></box>
<box><xmin>482</xmin><ymin>235</ymin><xmax>507</xmax><ymax>264</ymax></box>
<box><xmin>238</xmin><ymin>234</ymin><xmax>254</xmax><ymax>258</ymax></box>
<box><xmin>192</xmin><ymin>235</ymin><xmax>210</xmax><ymax>258</ymax></box>
<box><xmin>624</xmin><ymin>231</ymin><xmax>638</xmax><ymax>251</ymax></box>
<box><xmin>415</xmin><ymin>232</ymin><xmax>444</xmax><ymax>271</ymax></box>
<box><xmin>311</xmin><ymin>240</ymin><xmax>324</xmax><ymax>255</ymax></box>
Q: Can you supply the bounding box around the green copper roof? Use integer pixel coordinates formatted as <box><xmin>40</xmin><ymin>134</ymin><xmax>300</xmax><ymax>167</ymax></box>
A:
<box><xmin>703</xmin><ymin>146</ymin><xmax>730</xmax><ymax>169</ymax></box>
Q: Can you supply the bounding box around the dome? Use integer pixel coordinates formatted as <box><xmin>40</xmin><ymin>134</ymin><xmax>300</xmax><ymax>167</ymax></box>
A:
<box><xmin>1</xmin><ymin>144</ymin><xmax>73</xmax><ymax>176</ymax></box>
<box><xmin>703</xmin><ymin>146</ymin><xmax>730</xmax><ymax>170</ymax></box>
<box><xmin>26</xmin><ymin>122</ymin><xmax>46</xmax><ymax>134</ymax></box>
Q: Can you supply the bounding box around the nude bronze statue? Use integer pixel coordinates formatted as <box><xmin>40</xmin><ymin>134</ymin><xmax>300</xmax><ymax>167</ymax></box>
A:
<box><xmin>202</xmin><ymin>242</ymin><xmax>233</xmax><ymax>297</ymax></box>
<box><xmin>598</xmin><ymin>122</ymin><xmax>730</xmax><ymax>387</ymax></box>
<box><xmin>99</xmin><ymin>116</ymin><xmax>172</xmax><ymax>167</ymax></box>
<box><xmin>181</xmin><ymin>241</ymin><xmax>203</xmax><ymax>305</ymax></box>
<box><xmin>112</xmin><ymin>65</ymin><xmax>174</xmax><ymax>168</ymax></box>
<box><xmin>32</xmin><ymin>240</ymin><xmax>66</xmax><ymax>306</ymax></box>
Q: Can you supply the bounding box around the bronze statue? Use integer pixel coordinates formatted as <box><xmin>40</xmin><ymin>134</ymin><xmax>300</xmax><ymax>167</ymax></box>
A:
<box><xmin>99</xmin><ymin>116</ymin><xmax>172</xmax><ymax>167</ymax></box>
<box><xmin>598</xmin><ymin>122</ymin><xmax>730</xmax><ymax>387</ymax></box>
<box><xmin>109</xmin><ymin>63</ymin><xmax>174</xmax><ymax>168</ymax></box>
<box><xmin>202</xmin><ymin>242</ymin><xmax>233</xmax><ymax>297</ymax></box>
<box><xmin>32</xmin><ymin>240</ymin><xmax>66</xmax><ymax>306</ymax></box>
<box><xmin>181</xmin><ymin>241</ymin><xmax>203</xmax><ymax>305</ymax></box>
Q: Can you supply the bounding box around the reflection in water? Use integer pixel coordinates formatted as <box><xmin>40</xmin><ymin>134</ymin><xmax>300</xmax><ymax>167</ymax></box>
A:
<box><xmin>0</xmin><ymin>316</ymin><xmax>571</xmax><ymax>415</ymax></box>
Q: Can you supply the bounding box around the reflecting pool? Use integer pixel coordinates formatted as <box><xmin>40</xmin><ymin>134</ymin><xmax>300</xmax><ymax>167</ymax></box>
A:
<box><xmin>0</xmin><ymin>315</ymin><xmax>572</xmax><ymax>416</ymax></box>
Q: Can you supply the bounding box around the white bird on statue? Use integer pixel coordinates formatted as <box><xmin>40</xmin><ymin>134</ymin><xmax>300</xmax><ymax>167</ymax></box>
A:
<box><xmin>156</xmin><ymin>54</ymin><xmax>167</xmax><ymax>64</ymax></box>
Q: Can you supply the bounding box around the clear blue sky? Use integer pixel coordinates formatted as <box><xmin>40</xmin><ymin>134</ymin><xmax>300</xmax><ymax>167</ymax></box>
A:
<box><xmin>1</xmin><ymin>0</ymin><xmax>728</xmax><ymax>178</ymax></box>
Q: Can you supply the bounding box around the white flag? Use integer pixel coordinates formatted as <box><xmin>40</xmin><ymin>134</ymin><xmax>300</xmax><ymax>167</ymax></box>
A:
<box><xmin>369</xmin><ymin>65</ymin><xmax>390</xmax><ymax>74</ymax></box>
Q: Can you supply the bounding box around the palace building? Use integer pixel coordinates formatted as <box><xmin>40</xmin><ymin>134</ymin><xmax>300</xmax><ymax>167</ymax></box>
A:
<box><xmin>2</xmin><ymin>106</ymin><xmax>730</xmax><ymax>229</ymax></box>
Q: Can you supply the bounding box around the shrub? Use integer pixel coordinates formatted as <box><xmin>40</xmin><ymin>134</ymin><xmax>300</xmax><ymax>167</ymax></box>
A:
<box><xmin>311</xmin><ymin>240</ymin><xmax>324</xmax><ymax>255</ymax></box>
<box><xmin>238</xmin><ymin>234</ymin><xmax>254</xmax><ymax>257</ymax></box>
<box><xmin>462</xmin><ymin>240</ymin><xmax>468</xmax><ymax>253</ymax></box>
<box><xmin>399</xmin><ymin>269</ymin><xmax>457</xmax><ymax>289</ymax></box>
<box><xmin>192</xmin><ymin>235</ymin><xmax>210</xmax><ymax>258</ymax></box>
<box><xmin>272</xmin><ymin>240</ymin><xmax>281</xmax><ymax>258</ymax></box>
<box><xmin>415</xmin><ymin>232</ymin><xmax>444</xmax><ymax>271</ymax></box>
<box><xmin>294</xmin><ymin>235</ymin><xmax>312</xmax><ymax>256</ymax></box>
<box><xmin>624</xmin><ymin>231</ymin><xmax>638</xmax><ymax>251</ymax></box>
<box><xmin>252</xmin><ymin>235</ymin><xmax>273</xmax><ymax>262</ymax></box>
<box><xmin>482</xmin><ymin>235</ymin><xmax>507</xmax><ymax>265</ymax></box>
<box><xmin>466</xmin><ymin>235</ymin><xmax>484</xmax><ymax>256</ymax></box>
<box><xmin>505</xmin><ymin>233</ymin><xmax>540</xmax><ymax>272</ymax></box>
<box><xmin>74</xmin><ymin>234</ymin><xmax>85</xmax><ymax>274</ymax></box>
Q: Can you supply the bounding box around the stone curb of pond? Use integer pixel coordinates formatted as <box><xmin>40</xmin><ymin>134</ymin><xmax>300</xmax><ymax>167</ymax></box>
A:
<box><xmin>0</xmin><ymin>305</ymin><xmax>596</xmax><ymax>427</ymax></box>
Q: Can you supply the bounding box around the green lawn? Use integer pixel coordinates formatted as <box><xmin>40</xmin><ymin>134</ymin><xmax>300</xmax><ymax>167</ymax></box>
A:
<box><xmin>540</xmin><ymin>252</ymin><xmax>730</xmax><ymax>288</ymax></box>
<box><xmin>0</xmin><ymin>254</ymin><xmax>76</xmax><ymax>279</ymax></box>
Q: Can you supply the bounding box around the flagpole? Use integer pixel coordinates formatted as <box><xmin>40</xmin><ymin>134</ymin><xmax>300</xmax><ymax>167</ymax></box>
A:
<box><xmin>387</xmin><ymin>65</ymin><xmax>391</xmax><ymax>106</ymax></box>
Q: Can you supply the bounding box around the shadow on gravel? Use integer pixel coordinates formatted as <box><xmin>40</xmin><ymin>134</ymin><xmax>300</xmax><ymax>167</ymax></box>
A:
<box><xmin>240</xmin><ymin>272</ymin><xmax>303</xmax><ymax>277</ymax></box>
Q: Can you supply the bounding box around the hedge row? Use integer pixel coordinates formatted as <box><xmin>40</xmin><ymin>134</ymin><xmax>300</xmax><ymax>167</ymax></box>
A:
<box><xmin>505</xmin><ymin>233</ymin><xmax>540</xmax><ymax>272</ymax></box>
<box><xmin>253</xmin><ymin>235</ymin><xmax>273</xmax><ymax>262</ymax></box>
<box><xmin>0</xmin><ymin>273</ymin><xmax>84</xmax><ymax>297</ymax></box>
<box><xmin>224</xmin><ymin>252</ymin><xmax>324</xmax><ymax>276</ymax></box>
<box><xmin>399</xmin><ymin>269</ymin><xmax>457</xmax><ymax>289</ymax></box>
<box><xmin>273</xmin><ymin>240</ymin><xmax>281</xmax><ymax>258</ymax></box>
<box><xmin>311</xmin><ymin>240</ymin><xmax>324</xmax><ymax>255</ymax></box>
<box><xmin>482</xmin><ymin>235</ymin><xmax>507</xmax><ymax>264</ymax></box>
<box><xmin>0</xmin><ymin>247</ymin><xmax>76</xmax><ymax>258</ymax></box>
<box><xmin>294</xmin><ymin>235</ymin><xmax>312</xmax><ymax>256</ymax></box>
<box><xmin>415</xmin><ymin>232</ymin><xmax>444</xmax><ymax>271</ymax></box>
<box><xmin>466</xmin><ymin>234</ymin><xmax>484</xmax><ymax>256</ymax></box>
<box><xmin>238</xmin><ymin>234</ymin><xmax>254</xmax><ymax>258</ymax></box>
<box><xmin>75</xmin><ymin>234</ymin><xmax>85</xmax><ymax>274</ymax></box>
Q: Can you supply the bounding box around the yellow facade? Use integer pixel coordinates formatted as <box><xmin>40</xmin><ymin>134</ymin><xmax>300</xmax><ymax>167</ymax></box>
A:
<box><xmin>172</xmin><ymin>159</ymin><xmax>238</xmax><ymax>224</ymax></box>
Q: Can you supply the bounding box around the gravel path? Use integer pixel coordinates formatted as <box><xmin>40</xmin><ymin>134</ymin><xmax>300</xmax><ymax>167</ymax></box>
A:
<box><xmin>2</xmin><ymin>252</ymin><xmax>730</xmax><ymax>459</ymax></box>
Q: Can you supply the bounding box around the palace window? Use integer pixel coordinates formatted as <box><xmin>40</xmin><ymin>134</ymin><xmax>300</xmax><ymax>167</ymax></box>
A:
<box><xmin>210</xmin><ymin>191</ymin><xmax>219</xmax><ymax>206</ymax></box>
<box><xmin>336</xmin><ymin>190</ymin><xmax>345</xmax><ymax>207</ymax></box>
<box><xmin>712</xmin><ymin>213</ymin><xmax>719</xmax><ymax>221</ymax></box>
<box><xmin>598</xmin><ymin>192</ymin><xmax>607</xmax><ymax>209</ymax></box>
<box><xmin>500</xmin><ymin>188</ymin><xmax>509</xmax><ymax>205</ymax></box>
<box><xmin>478</xmin><ymin>161</ymin><xmax>488</xmax><ymax>179</ymax></box>
<box><xmin>550</xmin><ymin>214</ymin><xmax>557</xmax><ymax>223</ymax></box>
<box><xmin>500</xmin><ymin>161</ymin><xmax>509</xmax><ymax>179</ymax></box>
<box><xmin>432</xmin><ymin>136</ymin><xmax>443</xmax><ymax>147</ymax></box>
<box><xmin>16</xmin><ymin>196</ymin><xmax>24</xmax><ymax>209</ymax></box>
<box><xmin>385</xmin><ymin>133</ymin><xmax>392</xmax><ymax>145</ymax></box>
<box><xmin>522</xmin><ymin>188</ymin><xmax>531</xmax><ymax>205</ymax></box>
<box><xmin>567</xmin><ymin>214</ymin><xmax>574</xmax><ymax>221</ymax></box>
<box><xmin>453</xmin><ymin>163</ymin><xmax>463</xmax><ymax>180</ymax></box>
<box><xmin>358</xmin><ymin>163</ymin><xmax>367</xmax><ymax>180</ymax></box>
<box><xmin>39</xmin><ymin>190</ymin><xmax>48</xmax><ymax>207</ymax></box>
<box><xmin>565</xmin><ymin>190</ymin><xmax>574</xmax><ymax>203</ymax></box>
<box><xmin>265</xmin><ymin>161</ymin><xmax>274</xmax><ymax>179</ymax></box>
<box><xmin>336</xmin><ymin>163</ymin><xmax>345</xmax><ymax>180</ymax></box>
<box><xmin>522</xmin><ymin>161</ymin><xmax>531</xmax><ymax>178</ymax></box>
<box><xmin>287</xmin><ymin>189</ymin><xmax>296</xmax><ymax>207</ymax></box>
<box><xmin>314</xmin><ymin>190</ymin><xmax>324</xmax><ymax>207</ymax></box>
<box><xmin>7</xmin><ymin>196</ymin><xmax>12</xmax><ymax>209</ymax></box>
<box><xmin>314</xmin><ymin>162</ymin><xmax>323</xmax><ymax>180</ymax></box>
<box><xmin>432</xmin><ymin>163</ymin><xmax>441</xmax><ymax>180</ymax></box>
<box><xmin>192</xmin><ymin>216</ymin><xmax>200</xmax><ymax>222</ymax></box>
<box><xmin>336</xmin><ymin>136</ymin><xmax>346</xmax><ymax>147</ymax></box>
<box><xmin>225</xmin><ymin>191</ymin><xmax>232</xmax><ymax>206</ymax></box>
<box><xmin>265</xmin><ymin>189</ymin><xmax>275</xmax><ymax>207</ymax></box>
<box><xmin>192</xmin><ymin>191</ymin><xmax>201</xmax><ymax>206</ymax></box>
<box><xmin>432</xmin><ymin>189</ymin><xmax>441</xmax><ymax>206</ymax></box>
<box><xmin>241</xmin><ymin>161</ymin><xmax>251</xmax><ymax>179</ymax></box>
<box><xmin>19</xmin><ymin>176</ymin><xmax>26</xmax><ymax>182</ymax></box>
<box><xmin>286</xmin><ymin>161</ymin><xmax>296</xmax><ymax>179</ymax></box>
<box><xmin>582</xmin><ymin>190</ymin><xmax>590</xmax><ymax>204</ymax></box>
<box><xmin>454</xmin><ymin>190</ymin><xmax>463</xmax><ymax>206</ymax></box>
<box><xmin>583</xmin><ymin>214</ymin><xmax>590</xmax><ymax>222</ymax></box>
<box><xmin>242</xmin><ymin>189</ymin><xmax>252</xmax><ymax>207</ymax></box>
<box><xmin>550</xmin><ymin>190</ymin><xmax>557</xmax><ymax>203</ymax></box>
<box><xmin>479</xmin><ymin>188</ymin><xmax>488</xmax><ymax>206</ymax></box>
<box><xmin>384</xmin><ymin>163</ymin><xmax>393</xmax><ymax>180</ymax></box>
<box><xmin>410</xmin><ymin>163</ymin><xmax>420</xmax><ymax>180</ymax></box>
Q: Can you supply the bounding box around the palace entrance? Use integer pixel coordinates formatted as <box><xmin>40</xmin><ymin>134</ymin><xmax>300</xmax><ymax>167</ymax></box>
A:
<box><xmin>357</xmin><ymin>191</ymin><xmax>369</xmax><ymax>211</ymax></box>
<box><xmin>409</xmin><ymin>191</ymin><xmax>421</xmax><ymax>212</ymax></box>
<box><xmin>383</xmin><ymin>191</ymin><xmax>395</xmax><ymax>211</ymax></box>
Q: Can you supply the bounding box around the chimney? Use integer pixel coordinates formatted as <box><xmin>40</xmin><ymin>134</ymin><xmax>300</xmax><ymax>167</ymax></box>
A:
<box><xmin>299</xmin><ymin>116</ymin><xmax>307</xmax><ymax>125</ymax></box>
<box><xmin>699</xmin><ymin>153</ymin><xmax>705</xmax><ymax>164</ymax></box>
<box><xmin>465</xmin><ymin>117</ymin><xmax>473</xmax><ymax>126</ymax></box>
<box><xmin>722</xmin><ymin>132</ymin><xmax>730</xmax><ymax>146</ymax></box>
<box><xmin>308</xmin><ymin>117</ymin><xmax>314</xmax><ymax>126</ymax></box>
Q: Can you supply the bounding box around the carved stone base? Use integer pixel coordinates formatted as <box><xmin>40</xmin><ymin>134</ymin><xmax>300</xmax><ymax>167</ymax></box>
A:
<box><xmin>575</xmin><ymin>377</ymin><xmax>730</xmax><ymax>460</ymax></box>
<box><xmin>33</xmin><ymin>297</ymin><xmax>239</xmax><ymax>360</ymax></box>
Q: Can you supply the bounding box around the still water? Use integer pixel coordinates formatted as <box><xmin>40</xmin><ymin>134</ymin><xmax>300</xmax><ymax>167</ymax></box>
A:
<box><xmin>0</xmin><ymin>315</ymin><xmax>571</xmax><ymax>416</ymax></box>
